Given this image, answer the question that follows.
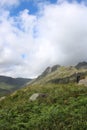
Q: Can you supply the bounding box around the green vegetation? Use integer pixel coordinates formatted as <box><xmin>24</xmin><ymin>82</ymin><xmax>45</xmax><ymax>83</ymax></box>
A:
<box><xmin>0</xmin><ymin>63</ymin><xmax>87</xmax><ymax>130</ymax></box>
<box><xmin>0</xmin><ymin>76</ymin><xmax>31</xmax><ymax>97</ymax></box>
<box><xmin>0</xmin><ymin>82</ymin><xmax>15</xmax><ymax>97</ymax></box>
<box><xmin>35</xmin><ymin>66</ymin><xmax>87</xmax><ymax>85</ymax></box>
<box><xmin>0</xmin><ymin>83</ymin><xmax>87</xmax><ymax>130</ymax></box>
<box><xmin>0</xmin><ymin>82</ymin><xmax>14</xmax><ymax>90</ymax></box>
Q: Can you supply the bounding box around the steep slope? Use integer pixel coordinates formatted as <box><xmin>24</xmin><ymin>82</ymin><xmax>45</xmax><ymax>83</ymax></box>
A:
<box><xmin>0</xmin><ymin>76</ymin><xmax>32</xmax><ymax>97</ymax></box>
<box><xmin>38</xmin><ymin>64</ymin><xmax>60</xmax><ymax>78</ymax></box>
<box><xmin>75</xmin><ymin>61</ymin><xmax>87</xmax><ymax>69</ymax></box>
<box><xmin>0</xmin><ymin>81</ymin><xmax>87</xmax><ymax>129</ymax></box>
<box><xmin>32</xmin><ymin>65</ymin><xmax>87</xmax><ymax>85</ymax></box>
<box><xmin>0</xmin><ymin>62</ymin><xmax>87</xmax><ymax>129</ymax></box>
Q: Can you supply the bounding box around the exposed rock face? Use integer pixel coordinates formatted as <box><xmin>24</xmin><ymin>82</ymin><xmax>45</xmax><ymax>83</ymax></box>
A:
<box><xmin>78</xmin><ymin>77</ymin><xmax>87</xmax><ymax>86</ymax></box>
<box><xmin>38</xmin><ymin>65</ymin><xmax>60</xmax><ymax>79</ymax></box>
<box><xmin>49</xmin><ymin>72</ymin><xmax>86</xmax><ymax>84</ymax></box>
<box><xmin>51</xmin><ymin>65</ymin><xmax>60</xmax><ymax>72</ymax></box>
<box><xmin>41</xmin><ymin>67</ymin><xmax>52</xmax><ymax>77</ymax></box>
<box><xmin>75</xmin><ymin>62</ymin><xmax>87</xmax><ymax>69</ymax></box>
<box><xmin>29</xmin><ymin>93</ymin><xmax>48</xmax><ymax>101</ymax></box>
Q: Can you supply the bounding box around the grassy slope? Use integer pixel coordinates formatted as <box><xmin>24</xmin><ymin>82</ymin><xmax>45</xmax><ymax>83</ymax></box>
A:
<box><xmin>33</xmin><ymin>66</ymin><xmax>87</xmax><ymax>85</ymax></box>
<box><xmin>0</xmin><ymin>66</ymin><xmax>87</xmax><ymax>130</ymax></box>
<box><xmin>0</xmin><ymin>83</ymin><xmax>87</xmax><ymax>130</ymax></box>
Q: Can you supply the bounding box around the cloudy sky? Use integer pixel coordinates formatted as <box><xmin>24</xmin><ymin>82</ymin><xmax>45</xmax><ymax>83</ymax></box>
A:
<box><xmin>0</xmin><ymin>0</ymin><xmax>87</xmax><ymax>78</ymax></box>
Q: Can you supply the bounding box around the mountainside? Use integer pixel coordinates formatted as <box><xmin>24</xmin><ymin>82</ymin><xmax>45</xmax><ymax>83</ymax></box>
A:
<box><xmin>0</xmin><ymin>62</ymin><xmax>87</xmax><ymax>130</ymax></box>
<box><xmin>0</xmin><ymin>76</ymin><xmax>32</xmax><ymax>97</ymax></box>
<box><xmin>32</xmin><ymin>63</ymin><xmax>87</xmax><ymax>85</ymax></box>
<box><xmin>38</xmin><ymin>64</ymin><xmax>60</xmax><ymax>78</ymax></box>
<box><xmin>75</xmin><ymin>61</ymin><xmax>87</xmax><ymax>69</ymax></box>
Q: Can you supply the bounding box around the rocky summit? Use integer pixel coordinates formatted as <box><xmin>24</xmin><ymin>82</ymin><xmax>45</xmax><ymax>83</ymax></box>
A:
<box><xmin>75</xmin><ymin>61</ymin><xmax>87</xmax><ymax>69</ymax></box>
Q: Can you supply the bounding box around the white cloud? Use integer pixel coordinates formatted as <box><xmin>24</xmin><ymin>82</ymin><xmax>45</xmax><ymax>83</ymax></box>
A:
<box><xmin>36</xmin><ymin>1</ymin><xmax>87</xmax><ymax>65</ymax></box>
<box><xmin>0</xmin><ymin>0</ymin><xmax>20</xmax><ymax>8</ymax></box>
<box><xmin>0</xmin><ymin>1</ymin><xmax>87</xmax><ymax>78</ymax></box>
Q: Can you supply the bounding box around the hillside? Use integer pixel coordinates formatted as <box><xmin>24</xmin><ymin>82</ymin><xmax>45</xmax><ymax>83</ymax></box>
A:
<box><xmin>0</xmin><ymin>76</ymin><xmax>32</xmax><ymax>97</ymax></box>
<box><xmin>32</xmin><ymin>63</ymin><xmax>87</xmax><ymax>85</ymax></box>
<box><xmin>0</xmin><ymin>62</ymin><xmax>87</xmax><ymax>130</ymax></box>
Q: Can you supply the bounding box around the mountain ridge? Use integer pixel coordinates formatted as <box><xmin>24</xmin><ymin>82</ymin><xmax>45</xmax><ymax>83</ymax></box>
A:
<box><xmin>75</xmin><ymin>61</ymin><xmax>87</xmax><ymax>69</ymax></box>
<box><xmin>29</xmin><ymin>61</ymin><xmax>87</xmax><ymax>85</ymax></box>
<box><xmin>0</xmin><ymin>75</ymin><xmax>32</xmax><ymax>97</ymax></box>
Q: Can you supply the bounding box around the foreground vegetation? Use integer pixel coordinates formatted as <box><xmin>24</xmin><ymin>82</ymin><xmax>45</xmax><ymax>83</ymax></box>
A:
<box><xmin>0</xmin><ymin>83</ymin><xmax>87</xmax><ymax>130</ymax></box>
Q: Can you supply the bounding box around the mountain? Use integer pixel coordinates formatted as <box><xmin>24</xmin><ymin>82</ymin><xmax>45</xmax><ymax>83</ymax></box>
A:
<box><xmin>0</xmin><ymin>62</ymin><xmax>87</xmax><ymax>129</ymax></box>
<box><xmin>38</xmin><ymin>64</ymin><xmax>60</xmax><ymax>79</ymax></box>
<box><xmin>0</xmin><ymin>76</ymin><xmax>32</xmax><ymax>97</ymax></box>
<box><xmin>75</xmin><ymin>61</ymin><xmax>87</xmax><ymax>69</ymax></box>
<box><xmin>32</xmin><ymin>63</ymin><xmax>87</xmax><ymax>85</ymax></box>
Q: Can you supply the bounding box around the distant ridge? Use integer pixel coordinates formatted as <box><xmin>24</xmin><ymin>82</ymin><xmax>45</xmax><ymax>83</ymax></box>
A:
<box><xmin>0</xmin><ymin>75</ymin><xmax>32</xmax><ymax>97</ymax></box>
<box><xmin>0</xmin><ymin>76</ymin><xmax>31</xmax><ymax>85</ymax></box>
<box><xmin>75</xmin><ymin>61</ymin><xmax>87</xmax><ymax>69</ymax></box>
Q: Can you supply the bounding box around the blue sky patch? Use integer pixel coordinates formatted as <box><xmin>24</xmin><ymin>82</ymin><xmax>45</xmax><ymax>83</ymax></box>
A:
<box><xmin>21</xmin><ymin>54</ymin><xmax>27</xmax><ymax>59</ymax></box>
<box><xmin>10</xmin><ymin>0</ymin><xmax>86</xmax><ymax>17</ymax></box>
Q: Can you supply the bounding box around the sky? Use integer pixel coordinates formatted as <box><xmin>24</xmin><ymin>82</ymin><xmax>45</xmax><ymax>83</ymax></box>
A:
<box><xmin>0</xmin><ymin>0</ymin><xmax>87</xmax><ymax>78</ymax></box>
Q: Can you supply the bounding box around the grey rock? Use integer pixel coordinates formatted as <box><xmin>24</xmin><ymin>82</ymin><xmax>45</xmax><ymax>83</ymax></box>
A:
<box><xmin>29</xmin><ymin>93</ymin><xmax>48</xmax><ymax>101</ymax></box>
<box><xmin>78</xmin><ymin>78</ymin><xmax>87</xmax><ymax>86</ymax></box>
<box><xmin>75</xmin><ymin>61</ymin><xmax>87</xmax><ymax>69</ymax></box>
<box><xmin>0</xmin><ymin>96</ymin><xmax>5</xmax><ymax>101</ymax></box>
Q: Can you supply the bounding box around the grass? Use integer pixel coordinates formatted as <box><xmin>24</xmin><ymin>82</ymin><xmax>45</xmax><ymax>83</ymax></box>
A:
<box><xmin>34</xmin><ymin>66</ymin><xmax>87</xmax><ymax>85</ymax></box>
<box><xmin>0</xmin><ymin>83</ymin><xmax>87</xmax><ymax>130</ymax></box>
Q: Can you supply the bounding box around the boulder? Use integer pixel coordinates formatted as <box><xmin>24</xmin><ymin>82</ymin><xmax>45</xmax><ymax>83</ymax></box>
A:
<box><xmin>29</xmin><ymin>93</ymin><xmax>48</xmax><ymax>101</ymax></box>
<box><xmin>78</xmin><ymin>78</ymin><xmax>87</xmax><ymax>86</ymax></box>
<box><xmin>0</xmin><ymin>96</ymin><xmax>6</xmax><ymax>101</ymax></box>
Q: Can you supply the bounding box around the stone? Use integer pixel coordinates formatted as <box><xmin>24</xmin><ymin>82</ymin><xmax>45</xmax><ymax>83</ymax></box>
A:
<box><xmin>29</xmin><ymin>93</ymin><xmax>48</xmax><ymax>101</ymax></box>
<box><xmin>0</xmin><ymin>96</ymin><xmax>5</xmax><ymax>101</ymax></box>
<box><xmin>78</xmin><ymin>78</ymin><xmax>87</xmax><ymax>86</ymax></box>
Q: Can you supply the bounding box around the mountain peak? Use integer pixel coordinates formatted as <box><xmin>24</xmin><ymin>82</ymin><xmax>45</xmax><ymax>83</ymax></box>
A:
<box><xmin>38</xmin><ymin>64</ymin><xmax>60</xmax><ymax>79</ymax></box>
<box><xmin>75</xmin><ymin>61</ymin><xmax>87</xmax><ymax>69</ymax></box>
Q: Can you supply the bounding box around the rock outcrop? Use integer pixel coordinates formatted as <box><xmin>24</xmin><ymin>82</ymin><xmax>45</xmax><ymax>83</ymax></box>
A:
<box><xmin>38</xmin><ymin>65</ymin><xmax>60</xmax><ymax>79</ymax></box>
<box><xmin>78</xmin><ymin>77</ymin><xmax>87</xmax><ymax>86</ymax></box>
<box><xmin>75</xmin><ymin>61</ymin><xmax>87</xmax><ymax>69</ymax></box>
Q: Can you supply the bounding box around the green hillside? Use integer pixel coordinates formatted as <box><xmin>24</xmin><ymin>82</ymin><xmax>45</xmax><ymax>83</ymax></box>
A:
<box><xmin>0</xmin><ymin>76</ymin><xmax>32</xmax><ymax>97</ymax></box>
<box><xmin>32</xmin><ymin>66</ymin><xmax>87</xmax><ymax>85</ymax></box>
<box><xmin>0</xmin><ymin>83</ymin><xmax>87</xmax><ymax>130</ymax></box>
<box><xmin>0</xmin><ymin>63</ymin><xmax>87</xmax><ymax>130</ymax></box>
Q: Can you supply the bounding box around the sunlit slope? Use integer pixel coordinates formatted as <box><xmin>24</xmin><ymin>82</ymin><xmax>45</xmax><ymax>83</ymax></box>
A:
<box><xmin>32</xmin><ymin>66</ymin><xmax>87</xmax><ymax>85</ymax></box>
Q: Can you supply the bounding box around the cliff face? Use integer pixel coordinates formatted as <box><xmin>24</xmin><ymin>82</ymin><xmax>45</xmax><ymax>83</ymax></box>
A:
<box><xmin>38</xmin><ymin>65</ymin><xmax>60</xmax><ymax>79</ymax></box>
